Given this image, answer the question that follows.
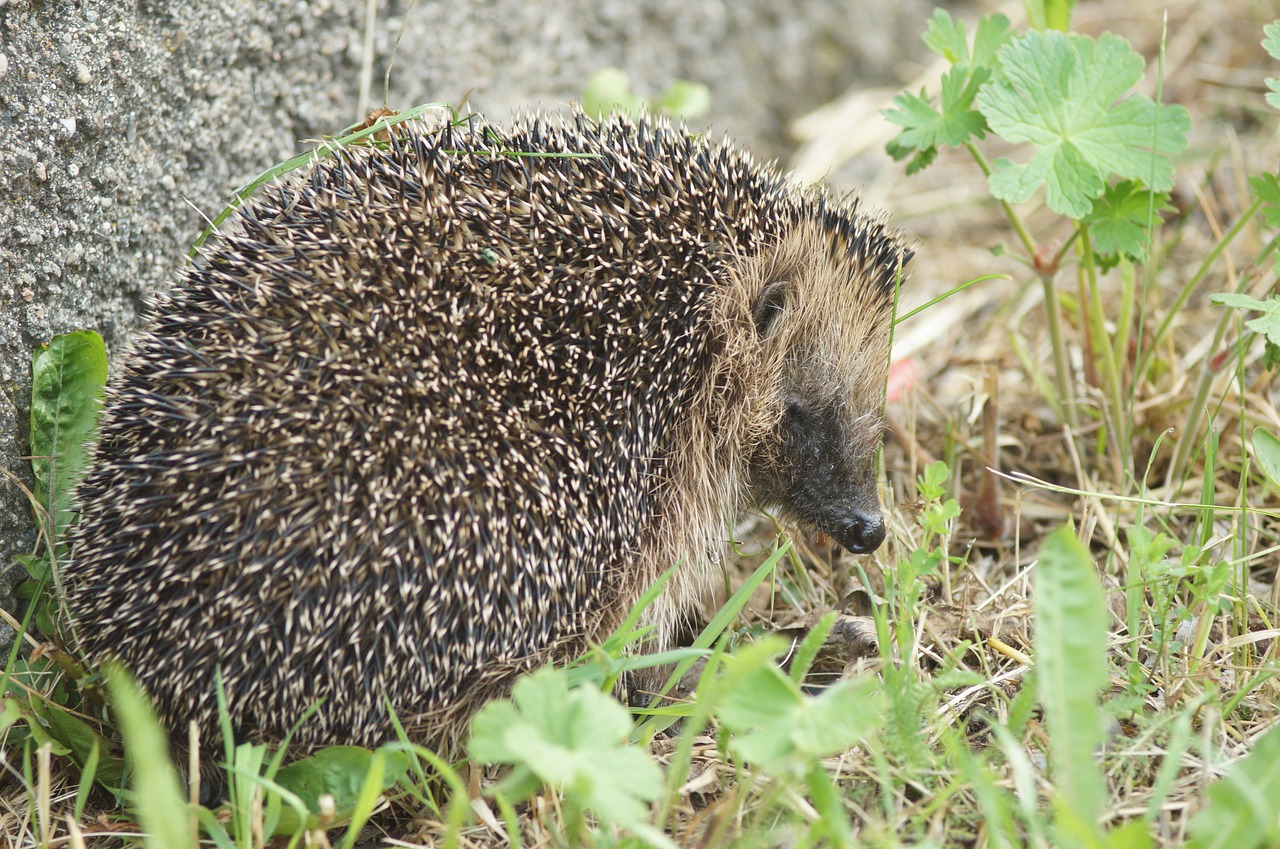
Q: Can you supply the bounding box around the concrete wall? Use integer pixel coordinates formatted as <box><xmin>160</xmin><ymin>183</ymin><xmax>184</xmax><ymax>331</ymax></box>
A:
<box><xmin>0</xmin><ymin>0</ymin><xmax>934</xmax><ymax>642</ymax></box>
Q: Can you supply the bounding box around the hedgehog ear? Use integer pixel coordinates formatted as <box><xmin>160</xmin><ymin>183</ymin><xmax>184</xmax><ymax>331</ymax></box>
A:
<box><xmin>753</xmin><ymin>280</ymin><xmax>789</xmax><ymax>338</ymax></box>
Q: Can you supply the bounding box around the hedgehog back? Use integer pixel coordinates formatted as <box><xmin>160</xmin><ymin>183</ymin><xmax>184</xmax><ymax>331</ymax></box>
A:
<box><xmin>64</xmin><ymin>116</ymin><xmax>792</xmax><ymax>749</ymax></box>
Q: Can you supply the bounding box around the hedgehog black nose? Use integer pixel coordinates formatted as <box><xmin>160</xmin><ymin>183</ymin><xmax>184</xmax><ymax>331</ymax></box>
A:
<box><xmin>833</xmin><ymin>511</ymin><xmax>886</xmax><ymax>554</ymax></box>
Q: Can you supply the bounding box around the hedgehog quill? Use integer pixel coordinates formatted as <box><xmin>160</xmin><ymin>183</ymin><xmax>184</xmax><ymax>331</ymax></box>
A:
<box><xmin>64</xmin><ymin>112</ymin><xmax>908</xmax><ymax>758</ymax></box>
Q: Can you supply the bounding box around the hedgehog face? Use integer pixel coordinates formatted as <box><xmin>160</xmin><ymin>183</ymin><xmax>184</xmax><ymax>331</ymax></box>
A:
<box><xmin>742</xmin><ymin>221</ymin><xmax>899</xmax><ymax>554</ymax></box>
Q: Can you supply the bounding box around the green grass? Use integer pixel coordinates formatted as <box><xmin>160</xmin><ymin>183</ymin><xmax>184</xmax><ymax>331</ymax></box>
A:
<box><xmin>5</xmin><ymin>3</ymin><xmax>1280</xmax><ymax>847</ymax></box>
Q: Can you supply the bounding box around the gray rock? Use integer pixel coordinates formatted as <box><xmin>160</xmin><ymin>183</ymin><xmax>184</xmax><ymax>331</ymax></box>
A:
<box><xmin>0</xmin><ymin>0</ymin><xmax>934</xmax><ymax>655</ymax></box>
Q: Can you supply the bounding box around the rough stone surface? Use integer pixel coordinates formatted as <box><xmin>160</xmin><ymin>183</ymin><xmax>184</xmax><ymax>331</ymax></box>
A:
<box><xmin>0</xmin><ymin>0</ymin><xmax>933</xmax><ymax>650</ymax></box>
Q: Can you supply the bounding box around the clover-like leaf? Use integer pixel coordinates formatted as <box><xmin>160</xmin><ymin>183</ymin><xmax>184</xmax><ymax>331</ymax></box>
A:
<box><xmin>977</xmin><ymin>30</ymin><xmax>1190</xmax><ymax>218</ymax></box>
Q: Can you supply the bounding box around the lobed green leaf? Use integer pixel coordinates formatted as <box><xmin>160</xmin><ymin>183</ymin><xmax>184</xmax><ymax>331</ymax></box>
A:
<box><xmin>1265</xmin><ymin>21</ymin><xmax>1280</xmax><ymax>109</ymax></box>
<box><xmin>1082</xmin><ymin>180</ymin><xmax>1174</xmax><ymax>262</ymax></box>
<box><xmin>977</xmin><ymin>31</ymin><xmax>1191</xmax><ymax>218</ymax></box>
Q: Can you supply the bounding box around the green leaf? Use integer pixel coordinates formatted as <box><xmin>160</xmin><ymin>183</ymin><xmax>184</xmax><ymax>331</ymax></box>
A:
<box><xmin>1264</xmin><ymin>21</ymin><xmax>1280</xmax><ymax>110</ymax></box>
<box><xmin>888</xmin><ymin>12</ymin><xmax>1010</xmax><ymax>174</ymax></box>
<box><xmin>718</xmin><ymin>648</ymin><xmax>884</xmax><ymax>775</ymax></box>
<box><xmin>104</xmin><ymin>664</ymin><xmax>192</xmax><ymax>849</ymax></box>
<box><xmin>1248</xmin><ymin>172</ymin><xmax>1280</xmax><ymax>228</ymax></box>
<box><xmin>1082</xmin><ymin>180</ymin><xmax>1174</xmax><ymax>261</ymax></box>
<box><xmin>922</xmin><ymin>10</ymin><xmax>1012</xmax><ymax>70</ymax></box>
<box><xmin>468</xmin><ymin>668</ymin><xmax>671</xmax><ymax>847</ymax></box>
<box><xmin>656</xmin><ymin>80</ymin><xmax>711</xmax><ymax>120</ymax></box>
<box><xmin>1209</xmin><ymin>293</ymin><xmax>1280</xmax><ymax>349</ymax></box>
<box><xmin>1035</xmin><ymin>526</ymin><xmax>1109</xmax><ymax>832</ymax></box>
<box><xmin>886</xmin><ymin>68</ymin><xmax>991</xmax><ymax>150</ymax></box>
<box><xmin>977</xmin><ymin>31</ymin><xmax>1191</xmax><ymax>218</ymax></box>
<box><xmin>272</xmin><ymin>745</ymin><xmax>408</xmax><ymax>832</ymax></box>
<box><xmin>30</xmin><ymin>331</ymin><xmax>108</xmax><ymax>541</ymax></box>
<box><xmin>29</xmin><ymin>698</ymin><xmax>126</xmax><ymax>790</ymax></box>
<box><xmin>1186</xmin><ymin>722</ymin><xmax>1280</xmax><ymax>849</ymax></box>
<box><xmin>581</xmin><ymin>68</ymin><xmax>645</xmax><ymax>119</ymax></box>
<box><xmin>1250</xmin><ymin>429</ymin><xmax>1280</xmax><ymax>491</ymax></box>
<box><xmin>1025</xmin><ymin>0</ymin><xmax>1076</xmax><ymax>32</ymax></box>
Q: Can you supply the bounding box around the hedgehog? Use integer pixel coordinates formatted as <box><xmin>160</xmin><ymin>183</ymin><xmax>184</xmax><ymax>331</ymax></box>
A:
<box><xmin>62</xmin><ymin>111</ymin><xmax>907</xmax><ymax>759</ymax></box>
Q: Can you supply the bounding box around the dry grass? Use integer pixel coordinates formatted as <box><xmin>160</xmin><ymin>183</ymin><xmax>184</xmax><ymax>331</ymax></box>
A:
<box><xmin>5</xmin><ymin>0</ymin><xmax>1280</xmax><ymax>846</ymax></box>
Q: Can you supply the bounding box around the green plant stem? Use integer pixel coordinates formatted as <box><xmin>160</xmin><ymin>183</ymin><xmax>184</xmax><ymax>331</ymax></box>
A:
<box><xmin>1079</xmin><ymin>224</ymin><xmax>1127</xmax><ymax>479</ymax></box>
<box><xmin>1138</xmin><ymin>195</ymin><xmax>1264</xmax><ymax>387</ymax></box>
<box><xmin>965</xmin><ymin>141</ymin><xmax>1077</xmax><ymax>427</ymax></box>
<box><xmin>965</xmin><ymin>142</ymin><xmax>1039</xmax><ymax>258</ymax></box>
<box><xmin>1166</xmin><ymin>335</ymin><xmax>1247</xmax><ymax>487</ymax></box>
<box><xmin>1164</xmin><ymin>230</ymin><xmax>1279</xmax><ymax>487</ymax></box>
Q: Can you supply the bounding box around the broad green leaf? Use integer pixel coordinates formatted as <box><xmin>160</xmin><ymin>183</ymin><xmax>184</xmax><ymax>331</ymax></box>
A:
<box><xmin>977</xmin><ymin>31</ymin><xmax>1191</xmax><ymax>218</ymax></box>
<box><xmin>468</xmin><ymin>668</ymin><xmax>671</xmax><ymax>847</ymax></box>
<box><xmin>30</xmin><ymin>330</ymin><xmax>107</xmax><ymax>541</ymax></box>
<box><xmin>1250</xmin><ymin>428</ymin><xmax>1280</xmax><ymax>491</ymax></box>
<box><xmin>273</xmin><ymin>745</ymin><xmax>408</xmax><ymax>832</ymax></box>
<box><xmin>1186</xmin><ymin>723</ymin><xmax>1280</xmax><ymax>849</ymax></box>
<box><xmin>104</xmin><ymin>664</ymin><xmax>191</xmax><ymax>849</ymax></box>
<box><xmin>30</xmin><ymin>698</ymin><xmax>126</xmax><ymax>790</ymax></box>
<box><xmin>1264</xmin><ymin>21</ymin><xmax>1280</xmax><ymax>110</ymax></box>
<box><xmin>1035</xmin><ymin>526</ymin><xmax>1108</xmax><ymax>831</ymax></box>
<box><xmin>1082</xmin><ymin>180</ymin><xmax>1174</xmax><ymax>261</ymax></box>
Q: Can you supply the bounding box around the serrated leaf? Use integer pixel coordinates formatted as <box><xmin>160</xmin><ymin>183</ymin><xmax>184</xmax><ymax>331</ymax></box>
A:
<box><xmin>922</xmin><ymin>9</ymin><xmax>969</xmax><ymax>63</ymax></box>
<box><xmin>1265</xmin><ymin>20</ymin><xmax>1280</xmax><ymax>60</ymax></box>
<box><xmin>1186</xmin><ymin>723</ymin><xmax>1280</xmax><ymax>849</ymax></box>
<box><xmin>922</xmin><ymin>10</ymin><xmax>1011</xmax><ymax>70</ymax></box>
<box><xmin>1208</xmin><ymin>293</ymin><xmax>1280</xmax><ymax>348</ymax></box>
<box><xmin>1248</xmin><ymin>172</ymin><xmax>1280</xmax><ymax>228</ymax></box>
<box><xmin>1082</xmin><ymin>180</ymin><xmax>1174</xmax><ymax>260</ymax></box>
<box><xmin>1035</xmin><ymin>526</ymin><xmax>1108</xmax><ymax>831</ymax></box>
<box><xmin>30</xmin><ymin>331</ymin><xmax>107</xmax><ymax>541</ymax></box>
<box><xmin>1265</xmin><ymin>21</ymin><xmax>1280</xmax><ymax>109</ymax></box>
<box><xmin>977</xmin><ymin>31</ymin><xmax>1191</xmax><ymax>218</ymax></box>
<box><xmin>1250</xmin><ymin>429</ymin><xmax>1280</xmax><ymax>490</ymax></box>
<box><xmin>885</xmin><ymin>67</ymin><xmax>989</xmax><ymax>151</ymax></box>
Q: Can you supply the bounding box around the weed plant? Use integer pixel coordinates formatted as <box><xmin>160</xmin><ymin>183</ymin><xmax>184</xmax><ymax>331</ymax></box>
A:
<box><xmin>5</xmin><ymin>3</ymin><xmax>1280</xmax><ymax>847</ymax></box>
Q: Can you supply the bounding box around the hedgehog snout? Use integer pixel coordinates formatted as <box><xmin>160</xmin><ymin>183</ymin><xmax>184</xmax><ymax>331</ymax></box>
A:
<box><xmin>830</xmin><ymin>509</ymin><xmax>886</xmax><ymax>554</ymax></box>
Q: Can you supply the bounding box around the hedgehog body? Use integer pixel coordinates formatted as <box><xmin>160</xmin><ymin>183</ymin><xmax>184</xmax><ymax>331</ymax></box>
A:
<box><xmin>63</xmin><ymin>113</ymin><xmax>906</xmax><ymax>754</ymax></box>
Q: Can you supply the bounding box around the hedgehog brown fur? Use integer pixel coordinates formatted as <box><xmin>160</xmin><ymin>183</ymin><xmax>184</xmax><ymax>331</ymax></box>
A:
<box><xmin>62</xmin><ymin>111</ymin><xmax>908</xmax><ymax>758</ymax></box>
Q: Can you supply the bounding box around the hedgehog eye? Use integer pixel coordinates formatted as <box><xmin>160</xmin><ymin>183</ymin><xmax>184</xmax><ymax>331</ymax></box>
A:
<box><xmin>753</xmin><ymin>280</ymin><xmax>789</xmax><ymax>338</ymax></box>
